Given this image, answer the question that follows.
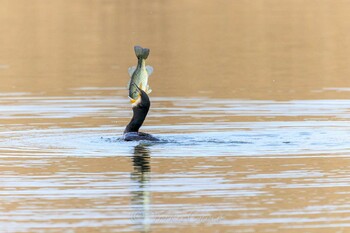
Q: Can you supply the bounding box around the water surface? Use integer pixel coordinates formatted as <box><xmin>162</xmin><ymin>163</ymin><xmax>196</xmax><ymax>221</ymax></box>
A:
<box><xmin>1</xmin><ymin>1</ymin><xmax>350</xmax><ymax>232</ymax></box>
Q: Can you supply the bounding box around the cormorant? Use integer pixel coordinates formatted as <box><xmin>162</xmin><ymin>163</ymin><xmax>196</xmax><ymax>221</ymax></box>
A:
<box><xmin>123</xmin><ymin>85</ymin><xmax>158</xmax><ymax>141</ymax></box>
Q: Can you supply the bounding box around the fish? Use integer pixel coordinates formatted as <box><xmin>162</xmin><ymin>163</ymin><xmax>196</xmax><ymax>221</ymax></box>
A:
<box><xmin>127</xmin><ymin>45</ymin><xmax>153</xmax><ymax>103</ymax></box>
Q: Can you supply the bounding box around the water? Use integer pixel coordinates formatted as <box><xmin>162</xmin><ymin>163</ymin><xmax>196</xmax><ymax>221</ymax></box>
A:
<box><xmin>0</xmin><ymin>88</ymin><xmax>350</xmax><ymax>233</ymax></box>
<box><xmin>1</xmin><ymin>1</ymin><xmax>350</xmax><ymax>232</ymax></box>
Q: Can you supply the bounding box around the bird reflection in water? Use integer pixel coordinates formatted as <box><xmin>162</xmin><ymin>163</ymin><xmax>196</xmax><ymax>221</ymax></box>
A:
<box><xmin>130</xmin><ymin>144</ymin><xmax>151</xmax><ymax>233</ymax></box>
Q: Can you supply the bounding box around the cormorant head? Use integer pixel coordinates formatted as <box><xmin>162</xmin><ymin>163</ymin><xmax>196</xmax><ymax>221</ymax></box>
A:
<box><xmin>124</xmin><ymin>84</ymin><xmax>151</xmax><ymax>134</ymax></box>
<box><xmin>132</xmin><ymin>84</ymin><xmax>150</xmax><ymax>110</ymax></box>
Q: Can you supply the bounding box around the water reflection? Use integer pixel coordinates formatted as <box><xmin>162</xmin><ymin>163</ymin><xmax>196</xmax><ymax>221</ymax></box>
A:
<box><xmin>130</xmin><ymin>145</ymin><xmax>151</xmax><ymax>233</ymax></box>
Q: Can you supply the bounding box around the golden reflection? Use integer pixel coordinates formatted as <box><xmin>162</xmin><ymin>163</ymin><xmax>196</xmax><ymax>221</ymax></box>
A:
<box><xmin>130</xmin><ymin>144</ymin><xmax>151</xmax><ymax>233</ymax></box>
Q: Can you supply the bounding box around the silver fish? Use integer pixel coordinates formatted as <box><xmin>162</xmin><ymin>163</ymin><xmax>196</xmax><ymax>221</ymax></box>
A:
<box><xmin>127</xmin><ymin>46</ymin><xmax>153</xmax><ymax>103</ymax></box>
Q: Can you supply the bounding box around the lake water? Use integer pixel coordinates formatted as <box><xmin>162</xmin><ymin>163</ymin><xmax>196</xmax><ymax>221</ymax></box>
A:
<box><xmin>1</xmin><ymin>1</ymin><xmax>350</xmax><ymax>232</ymax></box>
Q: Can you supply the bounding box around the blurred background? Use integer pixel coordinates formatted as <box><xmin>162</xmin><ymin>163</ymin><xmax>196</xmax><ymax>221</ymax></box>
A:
<box><xmin>1</xmin><ymin>0</ymin><xmax>350</xmax><ymax>100</ymax></box>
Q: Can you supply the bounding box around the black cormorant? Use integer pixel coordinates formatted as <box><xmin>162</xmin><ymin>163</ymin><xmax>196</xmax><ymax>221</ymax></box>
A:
<box><xmin>123</xmin><ymin>85</ymin><xmax>158</xmax><ymax>141</ymax></box>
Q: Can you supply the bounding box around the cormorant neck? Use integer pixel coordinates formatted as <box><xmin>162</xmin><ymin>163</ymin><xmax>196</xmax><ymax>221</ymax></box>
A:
<box><xmin>124</xmin><ymin>97</ymin><xmax>150</xmax><ymax>133</ymax></box>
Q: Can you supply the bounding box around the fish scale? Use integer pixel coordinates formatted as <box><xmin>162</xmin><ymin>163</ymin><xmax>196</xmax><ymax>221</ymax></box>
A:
<box><xmin>127</xmin><ymin>46</ymin><xmax>153</xmax><ymax>103</ymax></box>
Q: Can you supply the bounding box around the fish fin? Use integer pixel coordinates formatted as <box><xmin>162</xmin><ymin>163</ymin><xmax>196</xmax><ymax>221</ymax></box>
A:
<box><xmin>128</xmin><ymin>66</ymin><xmax>136</xmax><ymax>77</ymax></box>
<box><xmin>134</xmin><ymin>46</ymin><xmax>150</xmax><ymax>59</ymax></box>
<box><xmin>146</xmin><ymin>66</ymin><xmax>153</xmax><ymax>76</ymax></box>
<box><xmin>146</xmin><ymin>85</ymin><xmax>152</xmax><ymax>94</ymax></box>
<box><xmin>127</xmin><ymin>79</ymin><xmax>131</xmax><ymax>89</ymax></box>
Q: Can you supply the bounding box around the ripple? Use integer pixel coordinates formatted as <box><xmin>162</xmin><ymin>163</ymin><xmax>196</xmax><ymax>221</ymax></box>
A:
<box><xmin>0</xmin><ymin>90</ymin><xmax>349</xmax><ymax>158</ymax></box>
<box><xmin>1</xmin><ymin>89</ymin><xmax>350</xmax><ymax>232</ymax></box>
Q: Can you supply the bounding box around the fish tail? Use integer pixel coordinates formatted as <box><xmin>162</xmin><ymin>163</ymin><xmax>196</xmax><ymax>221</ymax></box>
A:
<box><xmin>134</xmin><ymin>46</ymin><xmax>150</xmax><ymax>59</ymax></box>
